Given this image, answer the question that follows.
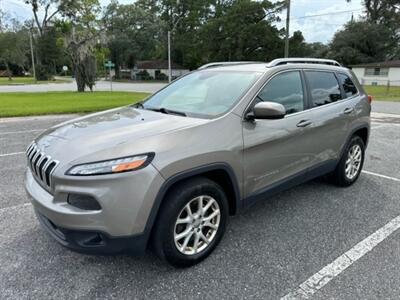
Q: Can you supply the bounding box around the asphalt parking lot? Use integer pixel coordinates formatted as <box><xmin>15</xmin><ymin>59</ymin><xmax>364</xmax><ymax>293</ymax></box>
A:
<box><xmin>1</xmin><ymin>112</ymin><xmax>400</xmax><ymax>299</ymax></box>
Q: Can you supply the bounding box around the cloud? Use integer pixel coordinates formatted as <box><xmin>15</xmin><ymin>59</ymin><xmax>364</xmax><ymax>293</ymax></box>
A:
<box><xmin>276</xmin><ymin>0</ymin><xmax>364</xmax><ymax>43</ymax></box>
<box><xmin>1</xmin><ymin>0</ymin><xmax>32</xmax><ymax>20</ymax></box>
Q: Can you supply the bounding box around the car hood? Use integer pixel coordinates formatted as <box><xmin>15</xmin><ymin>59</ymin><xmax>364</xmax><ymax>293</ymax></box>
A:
<box><xmin>35</xmin><ymin>106</ymin><xmax>207</xmax><ymax>165</ymax></box>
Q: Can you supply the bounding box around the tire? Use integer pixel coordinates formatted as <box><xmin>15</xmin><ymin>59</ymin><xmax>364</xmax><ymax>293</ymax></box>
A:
<box><xmin>152</xmin><ymin>177</ymin><xmax>228</xmax><ymax>267</ymax></box>
<box><xmin>331</xmin><ymin>135</ymin><xmax>365</xmax><ymax>187</ymax></box>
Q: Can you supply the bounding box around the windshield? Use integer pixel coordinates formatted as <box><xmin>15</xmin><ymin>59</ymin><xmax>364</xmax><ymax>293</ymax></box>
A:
<box><xmin>142</xmin><ymin>70</ymin><xmax>262</xmax><ymax>118</ymax></box>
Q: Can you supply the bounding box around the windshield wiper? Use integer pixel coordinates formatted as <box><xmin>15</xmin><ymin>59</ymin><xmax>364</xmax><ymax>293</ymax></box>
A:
<box><xmin>147</xmin><ymin>107</ymin><xmax>187</xmax><ymax>117</ymax></box>
<box><xmin>132</xmin><ymin>102</ymin><xmax>144</xmax><ymax>108</ymax></box>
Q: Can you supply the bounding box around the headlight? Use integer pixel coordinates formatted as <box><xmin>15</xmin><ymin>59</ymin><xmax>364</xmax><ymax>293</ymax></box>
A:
<box><xmin>66</xmin><ymin>153</ymin><xmax>154</xmax><ymax>176</ymax></box>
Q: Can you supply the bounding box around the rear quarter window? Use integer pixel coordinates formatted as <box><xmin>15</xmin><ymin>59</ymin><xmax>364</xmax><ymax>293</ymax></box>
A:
<box><xmin>338</xmin><ymin>73</ymin><xmax>358</xmax><ymax>98</ymax></box>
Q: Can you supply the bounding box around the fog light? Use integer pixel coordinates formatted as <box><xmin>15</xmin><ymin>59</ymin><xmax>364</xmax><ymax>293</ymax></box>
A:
<box><xmin>67</xmin><ymin>194</ymin><xmax>101</xmax><ymax>211</ymax></box>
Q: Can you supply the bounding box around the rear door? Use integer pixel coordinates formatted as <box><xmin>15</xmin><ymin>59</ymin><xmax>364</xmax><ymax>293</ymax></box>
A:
<box><xmin>242</xmin><ymin>70</ymin><xmax>317</xmax><ymax>197</ymax></box>
<box><xmin>303</xmin><ymin>70</ymin><xmax>358</xmax><ymax>167</ymax></box>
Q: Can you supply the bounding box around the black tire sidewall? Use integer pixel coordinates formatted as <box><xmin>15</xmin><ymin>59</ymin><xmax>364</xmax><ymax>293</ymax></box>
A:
<box><xmin>336</xmin><ymin>136</ymin><xmax>365</xmax><ymax>186</ymax></box>
<box><xmin>154</xmin><ymin>177</ymin><xmax>228</xmax><ymax>267</ymax></box>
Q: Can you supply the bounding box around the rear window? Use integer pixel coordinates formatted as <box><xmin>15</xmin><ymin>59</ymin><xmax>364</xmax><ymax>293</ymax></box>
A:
<box><xmin>305</xmin><ymin>71</ymin><xmax>342</xmax><ymax>107</ymax></box>
<box><xmin>338</xmin><ymin>73</ymin><xmax>358</xmax><ymax>98</ymax></box>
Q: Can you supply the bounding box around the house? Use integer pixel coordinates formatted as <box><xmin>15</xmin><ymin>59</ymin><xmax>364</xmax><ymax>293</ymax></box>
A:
<box><xmin>351</xmin><ymin>60</ymin><xmax>400</xmax><ymax>86</ymax></box>
<box><xmin>132</xmin><ymin>60</ymin><xmax>189</xmax><ymax>80</ymax></box>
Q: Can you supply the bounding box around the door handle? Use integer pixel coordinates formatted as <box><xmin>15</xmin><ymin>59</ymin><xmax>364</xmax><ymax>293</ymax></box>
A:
<box><xmin>343</xmin><ymin>107</ymin><xmax>354</xmax><ymax>114</ymax></box>
<box><xmin>296</xmin><ymin>119</ymin><xmax>312</xmax><ymax>128</ymax></box>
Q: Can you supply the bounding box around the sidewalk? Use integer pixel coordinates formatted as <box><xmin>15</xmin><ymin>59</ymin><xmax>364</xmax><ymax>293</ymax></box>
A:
<box><xmin>372</xmin><ymin>101</ymin><xmax>400</xmax><ymax>115</ymax></box>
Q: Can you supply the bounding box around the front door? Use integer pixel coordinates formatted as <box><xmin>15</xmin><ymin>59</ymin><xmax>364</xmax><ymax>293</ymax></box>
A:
<box><xmin>243</xmin><ymin>70</ymin><xmax>316</xmax><ymax>197</ymax></box>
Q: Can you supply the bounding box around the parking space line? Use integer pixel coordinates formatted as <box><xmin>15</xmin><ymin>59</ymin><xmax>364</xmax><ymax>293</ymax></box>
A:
<box><xmin>0</xmin><ymin>129</ymin><xmax>44</xmax><ymax>135</ymax></box>
<box><xmin>0</xmin><ymin>203</ymin><xmax>31</xmax><ymax>214</ymax></box>
<box><xmin>0</xmin><ymin>152</ymin><xmax>25</xmax><ymax>158</ymax></box>
<box><xmin>362</xmin><ymin>170</ymin><xmax>400</xmax><ymax>183</ymax></box>
<box><xmin>281</xmin><ymin>214</ymin><xmax>400</xmax><ymax>299</ymax></box>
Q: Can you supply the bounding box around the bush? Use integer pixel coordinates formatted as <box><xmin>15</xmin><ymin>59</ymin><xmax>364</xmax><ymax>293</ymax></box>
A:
<box><xmin>156</xmin><ymin>73</ymin><xmax>168</xmax><ymax>81</ymax></box>
<box><xmin>136</xmin><ymin>70</ymin><xmax>151</xmax><ymax>80</ymax></box>
<box><xmin>36</xmin><ymin>64</ymin><xmax>52</xmax><ymax>81</ymax></box>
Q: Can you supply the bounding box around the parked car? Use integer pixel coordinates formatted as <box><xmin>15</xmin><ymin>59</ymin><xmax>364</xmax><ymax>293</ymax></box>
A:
<box><xmin>25</xmin><ymin>58</ymin><xmax>371</xmax><ymax>267</ymax></box>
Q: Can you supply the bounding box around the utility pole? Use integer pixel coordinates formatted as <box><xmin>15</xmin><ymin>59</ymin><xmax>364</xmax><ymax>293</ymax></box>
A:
<box><xmin>284</xmin><ymin>0</ymin><xmax>291</xmax><ymax>58</ymax></box>
<box><xmin>168</xmin><ymin>0</ymin><xmax>180</xmax><ymax>83</ymax></box>
<box><xmin>29</xmin><ymin>28</ymin><xmax>36</xmax><ymax>82</ymax></box>
<box><xmin>168</xmin><ymin>30</ymin><xmax>172</xmax><ymax>83</ymax></box>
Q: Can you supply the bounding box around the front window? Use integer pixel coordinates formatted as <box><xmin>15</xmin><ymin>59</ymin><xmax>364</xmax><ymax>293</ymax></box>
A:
<box><xmin>143</xmin><ymin>70</ymin><xmax>261</xmax><ymax>118</ymax></box>
<box><xmin>256</xmin><ymin>71</ymin><xmax>305</xmax><ymax>115</ymax></box>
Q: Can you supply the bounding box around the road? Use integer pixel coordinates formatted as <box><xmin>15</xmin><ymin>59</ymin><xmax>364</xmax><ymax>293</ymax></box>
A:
<box><xmin>0</xmin><ymin>113</ymin><xmax>400</xmax><ymax>299</ymax></box>
<box><xmin>0</xmin><ymin>80</ymin><xmax>165</xmax><ymax>94</ymax></box>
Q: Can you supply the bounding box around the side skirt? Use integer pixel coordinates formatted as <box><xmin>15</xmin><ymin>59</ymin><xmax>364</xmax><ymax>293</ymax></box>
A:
<box><xmin>242</xmin><ymin>160</ymin><xmax>337</xmax><ymax>209</ymax></box>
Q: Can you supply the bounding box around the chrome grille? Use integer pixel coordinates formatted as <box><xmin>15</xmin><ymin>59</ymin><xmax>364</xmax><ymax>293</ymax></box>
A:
<box><xmin>26</xmin><ymin>143</ymin><xmax>59</xmax><ymax>189</ymax></box>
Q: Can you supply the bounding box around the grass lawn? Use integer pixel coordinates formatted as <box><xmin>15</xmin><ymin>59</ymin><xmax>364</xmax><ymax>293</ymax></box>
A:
<box><xmin>0</xmin><ymin>77</ymin><xmax>70</xmax><ymax>85</ymax></box>
<box><xmin>0</xmin><ymin>91</ymin><xmax>150</xmax><ymax>117</ymax></box>
<box><xmin>363</xmin><ymin>85</ymin><xmax>400</xmax><ymax>102</ymax></box>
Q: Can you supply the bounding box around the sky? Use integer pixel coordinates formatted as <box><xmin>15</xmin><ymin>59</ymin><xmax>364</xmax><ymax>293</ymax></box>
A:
<box><xmin>1</xmin><ymin>0</ymin><xmax>364</xmax><ymax>44</ymax></box>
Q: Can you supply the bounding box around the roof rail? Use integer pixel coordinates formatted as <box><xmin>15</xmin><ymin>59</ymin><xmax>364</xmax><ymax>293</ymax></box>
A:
<box><xmin>268</xmin><ymin>58</ymin><xmax>342</xmax><ymax>67</ymax></box>
<box><xmin>198</xmin><ymin>61</ymin><xmax>264</xmax><ymax>70</ymax></box>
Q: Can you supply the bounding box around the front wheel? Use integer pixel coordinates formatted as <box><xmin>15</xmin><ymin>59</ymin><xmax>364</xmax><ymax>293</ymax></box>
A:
<box><xmin>152</xmin><ymin>177</ymin><xmax>228</xmax><ymax>267</ymax></box>
<box><xmin>331</xmin><ymin>135</ymin><xmax>365</xmax><ymax>187</ymax></box>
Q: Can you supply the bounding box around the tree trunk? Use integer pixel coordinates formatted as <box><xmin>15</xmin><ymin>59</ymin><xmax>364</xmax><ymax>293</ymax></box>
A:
<box><xmin>5</xmin><ymin>63</ymin><xmax>12</xmax><ymax>81</ymax></box>
<box><xmin>75</xmin><ymin>65</ymin><xmax>86</xmax><ymax>92</ymax></box>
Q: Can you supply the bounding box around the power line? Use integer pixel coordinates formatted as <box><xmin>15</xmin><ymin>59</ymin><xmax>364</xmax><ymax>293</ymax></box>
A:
<box><xmin>282</xmin><ymin>8</ymin><xmax>364</xmax><ymax>21</ymax></box>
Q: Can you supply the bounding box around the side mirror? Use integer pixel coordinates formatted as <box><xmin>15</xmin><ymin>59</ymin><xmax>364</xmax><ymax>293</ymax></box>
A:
<box><xmin>247</xmin><ymin>101</ymin><xmax>286</xmax><ymax>120</ymax></box>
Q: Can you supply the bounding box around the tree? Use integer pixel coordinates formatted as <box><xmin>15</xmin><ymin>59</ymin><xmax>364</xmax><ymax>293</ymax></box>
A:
<box><xmin>63</xmin><ymin>0</ymin><xmax>101</xmax><ymax>92</ymax></box>
<box><xmin>0</xmin><ymin>32</ymin><xmax>29</xmax><ymax>80</ymax></box>
<box><xmin>25</xmin><ymin>0</ymin><xmax>88</xmax><ymax>80</ymax></box>
<box><xmin>288</xmin><ymin>31</ymin><xmax>309</xmax><ymax>57</ymax></box>
<box><xmin>199</xmin><ymin>0</ymin><xmax>284</xmax><ymax>64</ymax></box>
<box><xmin>345</xmin><ymin>0</ymin><xmax>400</xmax><ymax>58</ymax></box>
<box><xmin>346</xmin><ymin>0</ymin><xmax>400</xmax><ymax>25</ymax></box>
<box><xmin>329</xmin><ymin>21</ymin><xmax>394</xmax><ymax>65</ymax></box>
<box><xmin>24</xmin><ymin>0</ymin><xmax>78</xmax><ymax>36</ymax></box>
<box><xmin>103</xmin><ymin>1</ymin><xmax>165</xmax><ymax>78</ymax></box>
<box><xmin>306</xmin><ymin>42</ymin><xmax>330</xmax><ymax>58</ymax></box>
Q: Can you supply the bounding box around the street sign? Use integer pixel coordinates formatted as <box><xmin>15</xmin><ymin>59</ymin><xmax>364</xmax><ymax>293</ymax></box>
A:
<box><xmin>104</xmin><ymin>61</ymin><xmax>115</xmax><ymax>68</ymax></box>
<box><xmin>104</xmin><ymin>61</ymin><xmax>114</xmax><ymax>92</ymax></box>
<box><xmin>62</xmin><ymin>66</ymin><xmax>68</xmax><ymax>71</ymax></box>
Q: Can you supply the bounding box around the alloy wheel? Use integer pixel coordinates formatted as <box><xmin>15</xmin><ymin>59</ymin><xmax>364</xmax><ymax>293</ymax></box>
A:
<box><xmin>345</xmin><ymin>144</ymin><xmax>362</xmax><ymax>180</ymax></box>
<box><xmin>174</xmin><ymin>195</ymin><xmax>220</xmax><ymax>255</ymax></box>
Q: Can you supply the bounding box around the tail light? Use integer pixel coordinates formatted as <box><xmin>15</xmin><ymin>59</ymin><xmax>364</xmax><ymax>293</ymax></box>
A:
<box><xmin>367</xmin><ymin>95</ymin><xmax>373</xmax><ymax>104</ymax></box>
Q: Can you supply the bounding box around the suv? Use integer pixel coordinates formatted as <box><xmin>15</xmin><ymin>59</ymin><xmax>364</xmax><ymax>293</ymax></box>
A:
<box><xmin>25</xmin><ymin>58</ymin><xmax>371</xmax><ymax>267</ymax></box>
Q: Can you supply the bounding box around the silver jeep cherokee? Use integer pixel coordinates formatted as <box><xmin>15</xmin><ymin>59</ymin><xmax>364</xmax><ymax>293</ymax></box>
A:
<box><xmin>25</xmin><ymin>58</ymin><xmax>371</xmax><ymax>267</ymax></box>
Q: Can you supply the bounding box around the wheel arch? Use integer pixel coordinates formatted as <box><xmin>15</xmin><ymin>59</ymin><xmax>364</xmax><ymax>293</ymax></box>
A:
<box><xmin>142</xmin><ymin>163</ymin><xmax>241</xmax><ymax>249</ymax></box>
<box><xmin>352</xmin><ymin>127</ymin><xmax>369</xmax><ymax>146</ymax></box>
<box><xmin>339</xmin><ymin>124</ymin><xmax>369</xmax><ymax>159</ymax></box>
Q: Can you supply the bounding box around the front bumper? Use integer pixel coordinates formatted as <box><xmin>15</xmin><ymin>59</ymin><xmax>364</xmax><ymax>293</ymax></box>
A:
<box><xmin>25</xmin><ymin>164</ymin><xmax>164</xmax><ymax>254</ymax></box>
<box><xmin>35</xmin><ymin>211</ymin><xmax>148</xmax><ymax>254</ymax></box>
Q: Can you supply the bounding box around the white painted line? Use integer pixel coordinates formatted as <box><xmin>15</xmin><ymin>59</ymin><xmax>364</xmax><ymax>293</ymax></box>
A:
<box><xmin>281</xmin><ymin>214</ymin><xmax>400</xmax><ymax>299</ymax></box>
<box><xmin>0</xmin><ymin>151</ymin><xmax>25</xmax><ymax>158</ymax></box>
<box><xmin>371</xmin><ymin>112</ymin><xmax>400</xmax><ymax>119</ymax></box>
<box><xmin>0</xmin><ymin>203</ymin><xmax>32</xmax><ymax>214</ymax></box>
<box><xmin>0</xmin><ymin>129</ymin><xmax>44</xmax><ymax>135</ymax></box>
<box><xmin>362</xmin><ymin>170</ymin><xmax>400</xmax><ymax>183</ymax></box>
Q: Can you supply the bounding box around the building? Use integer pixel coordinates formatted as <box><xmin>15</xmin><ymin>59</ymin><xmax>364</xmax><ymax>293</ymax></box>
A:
<box><xmin>351</xmin><ymin>60</ymin><xmax>400</xmax><ymax>86</ymax></box>
<box><xmin>132</xmin><ymin>60</ymin><xmax>189</xmax><ymax>81</ymax></box>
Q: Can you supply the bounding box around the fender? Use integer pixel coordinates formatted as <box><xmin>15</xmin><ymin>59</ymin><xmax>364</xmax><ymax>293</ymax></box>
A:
<box><xmin>338</xmin><ymin>123</ymin><xmax>370</xmax><ymax>163</ymax></box>
<box><xmin>142</xmin><ymin>162</ymin><xmax>242</xmax><ymax>248</ymax></box>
